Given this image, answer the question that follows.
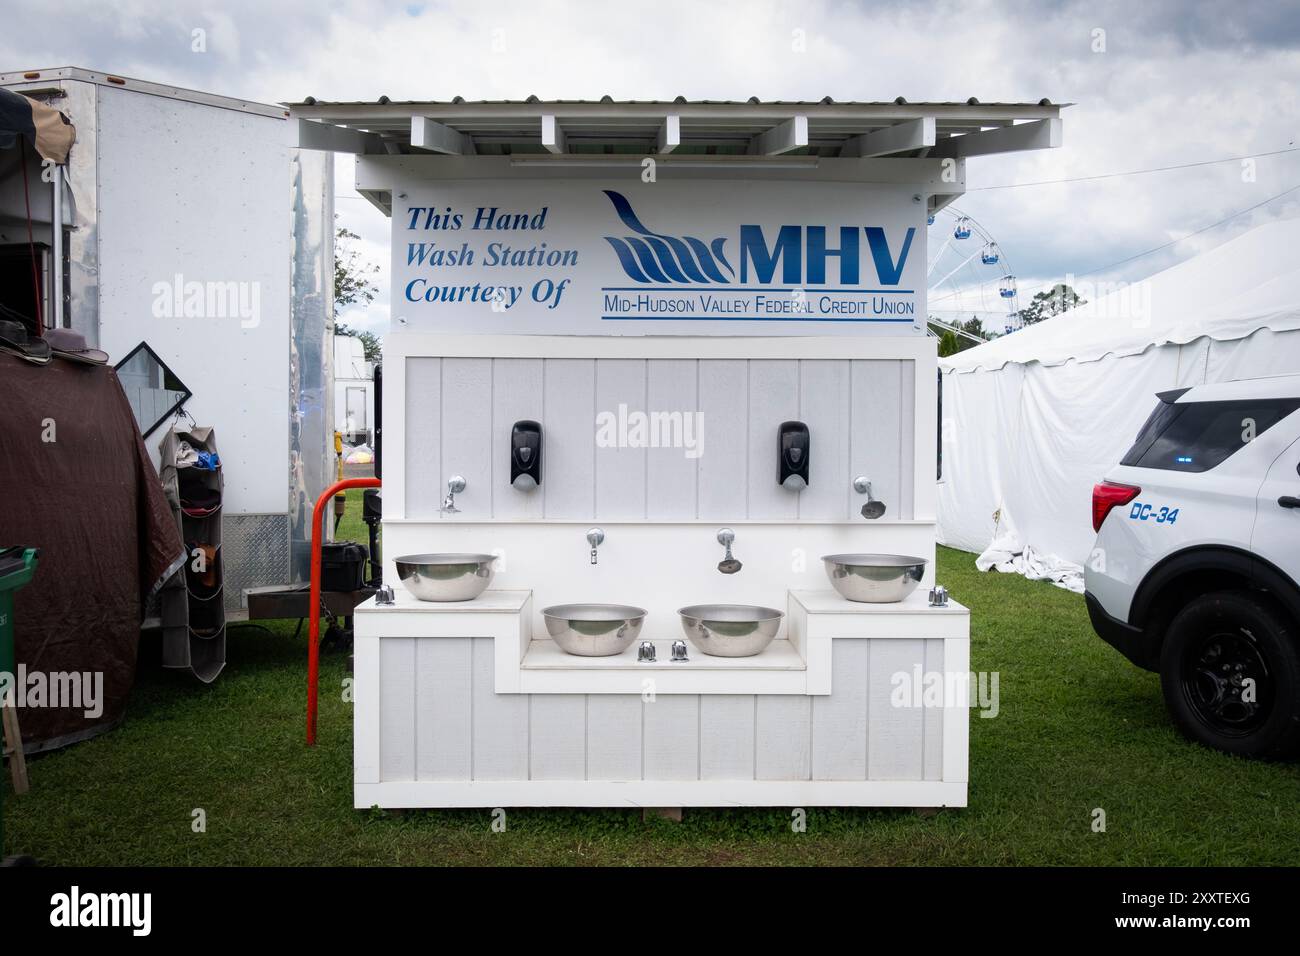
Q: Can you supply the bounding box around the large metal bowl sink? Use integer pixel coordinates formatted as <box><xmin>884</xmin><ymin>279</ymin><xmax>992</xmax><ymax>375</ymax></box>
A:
<box><xmin>542</xmin><ymin>604</ymin><xmax>647</xmax><ymax>657</ymax></box>
<box><xmin>822</xmin><ymin>553</ymin><xmax>926</xmax><ymax>603</ymax></box>
<box><xmin>677</xmin><ymin>604</ymin><xmax>784</xmax><ymax>658</ymax></box>
<box><xmin>394</xmin><ymin>553</ymin><xmax>496</xmax><ymax>602</ymax></box>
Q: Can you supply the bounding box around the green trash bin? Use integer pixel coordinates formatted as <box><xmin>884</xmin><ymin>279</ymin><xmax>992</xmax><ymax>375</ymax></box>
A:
<box><xmin>0</xmin><ymin>546</ymin><xmax>39</xmax><ymax>864</ymax></box>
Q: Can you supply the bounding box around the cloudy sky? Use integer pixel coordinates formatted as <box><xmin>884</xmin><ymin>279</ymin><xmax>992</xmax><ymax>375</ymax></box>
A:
<box><xmin>6</xmin><ymin>0</ymin><xmax>1299</xmax><ymax>335</ymax></box>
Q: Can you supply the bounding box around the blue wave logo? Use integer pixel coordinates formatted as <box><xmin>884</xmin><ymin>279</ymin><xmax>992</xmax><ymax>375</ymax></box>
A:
<box><xmin>601</xmin><ymin>190</ymin><xmax>734</xmax><ymax>284</ymax></box>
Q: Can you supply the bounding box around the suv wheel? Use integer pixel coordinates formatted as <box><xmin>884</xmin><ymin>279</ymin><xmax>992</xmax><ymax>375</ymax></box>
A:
<box><xmin>1160</xmin><ymin>591</ymin><xmax>1300</xmax><ymax>758</ymax></box>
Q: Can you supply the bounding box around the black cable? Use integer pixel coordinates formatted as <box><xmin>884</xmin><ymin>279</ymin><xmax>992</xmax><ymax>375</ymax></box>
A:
<box><xmin>1075</xmin><ymin>181</ymin><xmax>1300</xmax><ymax>278</ymax></box>
<box><xmin>971</xmin><ymin>145</ymin><xmax>1300</xmax><ymax>191</ymax></box>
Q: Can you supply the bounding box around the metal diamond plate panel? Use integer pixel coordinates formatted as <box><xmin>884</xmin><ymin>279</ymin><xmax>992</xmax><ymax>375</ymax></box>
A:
<box><xmin>223</xmin><ymin>513</ymin><xmax>291</xmax><ymax>611</ymax></box>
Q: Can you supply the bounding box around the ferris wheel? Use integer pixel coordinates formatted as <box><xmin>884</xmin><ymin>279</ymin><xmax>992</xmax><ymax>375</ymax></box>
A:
<box><xmin>926</xmin><ymin>206</ymin><xmax>1022</xmax><ymax>338</ymax></box>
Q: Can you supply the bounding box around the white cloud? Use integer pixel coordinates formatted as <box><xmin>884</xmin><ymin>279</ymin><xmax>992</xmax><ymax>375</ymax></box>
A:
<box><xmin>7</xmin><ymin>0</ymin><xmax>1300</xmax><ymax>332</ymax></box>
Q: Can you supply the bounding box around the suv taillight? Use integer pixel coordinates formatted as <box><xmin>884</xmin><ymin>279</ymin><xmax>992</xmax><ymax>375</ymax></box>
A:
<box><xmin>1092</xmin><ymin>481</ymin><xmax>1141</xmax><ymax>532</ymax></box>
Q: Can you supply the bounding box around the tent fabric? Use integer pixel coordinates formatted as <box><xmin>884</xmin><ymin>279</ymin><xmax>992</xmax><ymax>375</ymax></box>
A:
<box><xmin>0</xmin><ymin>86</ymin><xmax>76</xmax><ymax>164</ymax></box>
<box><xmin>942</xmin><ymin>218</ymin><xmax>1300</xmax><ymax>373</ymax></box>
<box><xmin>0</xmin><ymin>353</ymin><xmax>184</xmax><ymax>752</ymax></box>
<box><xmin>937</xmin><ymin>219</ymin><xmax>1300</xmax><ymax>581</ymax></box>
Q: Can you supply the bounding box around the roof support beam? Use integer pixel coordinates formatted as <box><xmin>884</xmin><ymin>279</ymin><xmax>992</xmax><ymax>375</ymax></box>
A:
<box><xmin>748</xmin><ymin>115</ymin><xmax>808</xmax><ymax>156</ymax></box>
<box><xmin>928</xmin><ymin>117</ymin><xmax>1061</xmax><ymax>159</ymax></box>
<box><xmin>839</xmin><ymin>117</ymin><xmax>935</xmax><ymax>158</ymax></box>
<box><xmin>410</xmin><ymin>116</ymin><xmax>475</xmax><ymax>155</ymax></box>
<box><xmin>657</xmin><ymin>115</ymin><xmax>680</xmax><ymax>154</ymax></box>
<box><xmin>541</xmin><ymin>114</ymin><xmax>567</xmax><ymax>154</ymax></box>
<box><xmin>294</xmin><ymin>119</ymin><xmax>384</xmax><ymax>154</ymax></box>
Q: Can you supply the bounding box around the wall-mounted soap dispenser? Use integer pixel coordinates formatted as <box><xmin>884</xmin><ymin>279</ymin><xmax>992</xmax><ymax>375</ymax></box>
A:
<box><xmin>510</xmin><ymin>420</ymin><xmax>542</xmax><ymax>491</ymax></box>
<box><xmin>778</xmin><ymin>421</ymin><xmax>810</xmax><ymax>491</ymax></box>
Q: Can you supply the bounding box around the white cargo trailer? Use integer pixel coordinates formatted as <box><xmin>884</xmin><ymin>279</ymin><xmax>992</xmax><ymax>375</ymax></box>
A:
<box><xmin>0</xmin><ymin>67</ymin><xmax>335</xmax><ymax>626</ymax></box>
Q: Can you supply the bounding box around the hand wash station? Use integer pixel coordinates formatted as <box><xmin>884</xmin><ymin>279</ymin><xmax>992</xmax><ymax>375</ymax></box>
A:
<box><xmin>288</xmin><ymin>95</ymin><xmax>1064</xmax><ymax>809</ymax></box>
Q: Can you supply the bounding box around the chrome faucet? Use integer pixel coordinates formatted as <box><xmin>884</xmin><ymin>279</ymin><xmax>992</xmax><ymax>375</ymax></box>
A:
<box><xmin>587</xmin><ymin>527</ymin><xmax>605</xmax><ymax>564</ymax></box>
<box><xmin>441</xmin><ymin>475</ymin><xmax>466</xmax><ymax>514</ymax></box>
<box><xmin>717</xmin><ymin>527</ymin><xmax>742</xmax><ymax>574</ymax></box>
<box><xmin>853</xmin><ymin>476</ymin><xmax>886</xmax><ymax>519</ymax></box>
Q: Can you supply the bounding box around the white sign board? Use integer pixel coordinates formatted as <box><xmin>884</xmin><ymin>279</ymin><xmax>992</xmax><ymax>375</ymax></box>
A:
<box><xmin>392</xmin><ymin>179</ymin><xmax>926</xmax><ymax>335</ymax></box>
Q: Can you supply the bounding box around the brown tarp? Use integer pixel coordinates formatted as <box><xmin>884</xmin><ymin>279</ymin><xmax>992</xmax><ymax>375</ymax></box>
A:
<box><xmin>0</xmin><ymin>353</ymin><xmax>184</xmax><ymax>751</ymax></box>
<box><xmin>0</xmin><ymin>87</ymin><xmax>75</xmax><ymax>164</ymax></box>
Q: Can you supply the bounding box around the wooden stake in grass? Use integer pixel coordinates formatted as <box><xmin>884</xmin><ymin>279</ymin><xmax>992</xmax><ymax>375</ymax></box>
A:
<box><xmin>2</xmin><ymin>694</ymin><xmax>29</xmax><ymax>795</ymax></box>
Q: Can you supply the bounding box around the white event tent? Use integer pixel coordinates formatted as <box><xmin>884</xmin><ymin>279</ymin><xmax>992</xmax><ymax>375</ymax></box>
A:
<box><xmin>937</xmin><ymin>217</ymin><xmax>1300</xmax><ymax>588</ymax></box>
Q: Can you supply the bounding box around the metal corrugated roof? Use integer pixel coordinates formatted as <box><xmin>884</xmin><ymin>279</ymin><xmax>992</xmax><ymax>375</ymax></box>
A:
<box><xmin>290</xmin><ymin>96</ymin><xmax>1066</xmax><ymax>162</ymax></box>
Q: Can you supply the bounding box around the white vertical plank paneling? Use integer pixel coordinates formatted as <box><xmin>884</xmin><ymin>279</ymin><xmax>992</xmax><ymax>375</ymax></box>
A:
<box><xmin>922</xmin><ymin>638</ymin><xmax>945</xmax><ymax>781</ymax></box>
<box><xmin>747</xmin><ymin>360</ymin><xmax>800</xmax><ymax>520</ymax></box>
<box><xmin>645</xmin><ymin>359</ymin><xmax>700</xmax><ymax>520</ymax></box>
<box><xmin>850</xmin><ymin>360</ymin><xmax>903</xmax><ymax>522</ymax></box>
<box><xmin>379</xmin><ymin>638</ymin><xmax>416</xmax><ymax>781</ymax></box>
<box><xmin>415</xmin><ymin>637</ymin><xmax>472</xmax><ymax>780</ymax></box>
<box><xmin>404</xmin><ymin>358</ymin><xmax>441</xmax><ymax>518</ymax></box>
<box><xmin>491</xmin><ymin>358</ymin><xmax>545</xmax><ymax>520</ymax></box>
<box><xmin>440</xmin><ymin>358</ymin><xmax>493</xmax><ymax>518</ymax></box>
<box><xmin>586</xmin><ymin>696</ymin><xmax>642</xmax><ymax>780</ymax></box>
<box><xmin>471</xmin><ymin>637</ymin><xmax>528</xmax><ymax>780</ymax></box>
<box><xmin>594</xmin><ymin>359</ymin><xmax>648</xmax><ymax>519</ymax></box>
<box><xmin>811</xmin><ymin>639</ymin><xmax>869</xmax><ymax>780</ymax></box>
<box><xmin>699</xmin><ymin>695</ymin><xmax>756</xmax><ymax>780</ymax></box>
<box><xmin>797</xmin><ymin>359</ymin><xmax>851</xmax><ymax>520</ymax></box>
<box><xmin>642</xmin><ymin>695</ymin><xmax>699</xmax><ymax>780</ymax></box>
<box><xmin>542</xmin><ymin>359</ymin><xmax>596</xmax><ymax>519</ymax></box>
<box><xmin>697</xmin><ymin>360</ymin><xmax>748</xmax><ymax>519</ymax></box>
<box><xmin>868</xmin><ymin>639</ymin><xmax>924</xmax><ymax>780</ymax></box>
<box><xmin>755</xmin><ymin>695</ymin><xmax>811</xmax><ymax>780</ymax></box>
<box><xmin>899</xmin><ymin>359</ymin><xmax>917</xmax><ymax>520</ymax></box>
<box><xmin>529</xmin><ymin>694</ymin><xmax>587</xmax><ymax>780</ymax></box>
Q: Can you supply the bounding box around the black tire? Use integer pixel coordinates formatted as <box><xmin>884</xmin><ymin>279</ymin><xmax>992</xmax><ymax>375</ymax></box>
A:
<box><xmin>1160</xmin><ymin>590</ymin><xmax>1300</xmax><ymax>759</ymax></box>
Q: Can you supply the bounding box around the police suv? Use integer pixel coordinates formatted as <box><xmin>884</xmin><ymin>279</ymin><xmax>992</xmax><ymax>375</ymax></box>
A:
<box><xmin>1086</xmin><ymin>374</ymin><xmax>1300</xmax><ymax>758</ymax></box>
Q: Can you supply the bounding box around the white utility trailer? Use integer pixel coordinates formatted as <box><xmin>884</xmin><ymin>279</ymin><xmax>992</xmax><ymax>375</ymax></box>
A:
<box><xmin>0</xmin><ymin>68</ymin><xmax>336</xmax><ymax>625</ymax></box>
<box><xmin>290</xmin><ymin>96</ymin><xmax>1063</xmax><ymax>809</ymax></box>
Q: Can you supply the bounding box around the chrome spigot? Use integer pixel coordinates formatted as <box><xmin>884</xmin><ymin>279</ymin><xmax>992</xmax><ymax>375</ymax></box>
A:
<box><xmin>587</xmin><ymin>527</ymin><xmax>605</xmax><ymax>565</ymax></box>
<box><xmin>637</xmin><ymin>640</ymin><xmax>657</xmax><ymax>662</ymax></box>
<box><xmin>441</xmin><ymin>475</ymin><xmax>466</xmax><ymax>514</ymax></box>
<box><xmin>717</xmin><ymin>527</ymin><xmax>742</xmax><ymax>574</ymax></box>
<box><xmin>670</xmin><ymin>640</ymin><xmax>689</xmax><ymax>662</ymax></box>
<box><xmin>928</xmin><ymin>585</ymin><xmax>949</xmax><ymax>607</ymax></box>
<box><xmin>375</xmin><ymin>584</ymin><xmax>395</xmax><ymax>606</ymax></box>
<box><xmin>853</xmin><ymin>476</ymin><xmax>886</xmax><ymax>519</ymax></box>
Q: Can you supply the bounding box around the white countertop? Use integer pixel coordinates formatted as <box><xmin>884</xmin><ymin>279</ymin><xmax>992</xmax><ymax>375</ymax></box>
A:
<box><xmin>522</xmin><ymin>638</ymin><xmax>806</xmax><ymax>671</ymax></box>
<box><xmin>358</xmin><ymin>588</ymin><xmax>531</xmax><ymax>613</ymax></box>
<box><xmin>791</xmin><ymin>589</ymin><xmax>968</xmax><ymax>615</ymax></box>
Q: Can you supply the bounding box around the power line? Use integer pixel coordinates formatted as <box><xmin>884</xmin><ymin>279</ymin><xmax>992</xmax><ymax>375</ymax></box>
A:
<box><xmin>1075</xmin><ymin>181</ymin><xmax>1300</xmax><ymax>278</ymax></box>
<box><xmin>970</xmin><ymin>145</ymin><xmax>1300</xmax><ymax>191</ymax></box>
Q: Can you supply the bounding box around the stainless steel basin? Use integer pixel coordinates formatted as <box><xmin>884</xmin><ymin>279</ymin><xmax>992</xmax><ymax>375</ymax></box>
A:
<box><xmin>394</xmin><ymin>553</ymin><xmax>495</xmax><ymax>602</ymax></box>
<box><xmin>677</xmin><ymin>604</ymin><xmax>784</xmax><ymax>658</ymax></box>
<box><xmin>822</xmin><ymin>553</ymin><xmax>926</xmax><ymax>603</ymax></box>
<box><xmin>542</xmin><ymin>604</ymin><xmax>647</xmax><ymax>657</ymax></box>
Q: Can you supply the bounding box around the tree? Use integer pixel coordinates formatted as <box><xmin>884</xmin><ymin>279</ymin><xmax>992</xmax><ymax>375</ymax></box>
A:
<box><xmin>928</xmin><ymin>316</ymin><xmax>987</xmax><ymax>356</ymax></box>
<box><xmin>335</xmin><ymin>323</ymin><xmax>382</xmax><ymax>363</ymax></box>
<box><xmin>937</xmin><ymin>330</ymin><xmax>962</xmax><ymax>357</ymax></box>
<box><xmin>1018</xmin><ymin>283</ymin><xmax>1085</xmax><ymax>326</ymax></box>
<box><xmin>333</xmin><ymin>221</ymin><xmax>382</xmax><ymax>362</ymax></box>
<box><xmin>334</xmin><ymin>224</ymin><xmax>379</xmax><ymax>315</ymax></box>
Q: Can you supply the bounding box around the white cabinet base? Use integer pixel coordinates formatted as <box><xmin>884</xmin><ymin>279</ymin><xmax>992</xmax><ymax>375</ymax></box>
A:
<box><xmin>355</xmin><ymin>589</ymin><xmax>970</xmax><ymax>810</ymax></box>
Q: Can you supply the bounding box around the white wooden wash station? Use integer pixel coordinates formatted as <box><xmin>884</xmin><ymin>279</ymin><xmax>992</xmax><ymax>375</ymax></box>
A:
<box><xmin>356</xmin><ymin>333</ymin><xmax>970</xmax><ymax>809</ymax></box>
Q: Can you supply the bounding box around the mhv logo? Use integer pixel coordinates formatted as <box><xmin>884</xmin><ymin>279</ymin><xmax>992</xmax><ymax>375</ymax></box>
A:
<box><xmin>601</xmin><ymin>190</ymin><xmax>915</xmax><ymax>287</ymax></box>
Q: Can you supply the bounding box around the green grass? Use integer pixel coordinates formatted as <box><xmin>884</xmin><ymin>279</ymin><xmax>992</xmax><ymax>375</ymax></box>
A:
<box><xmin>4</xmin><ymin>489</ymin><xmax>1298</xmax><ymax>865</ymax></box>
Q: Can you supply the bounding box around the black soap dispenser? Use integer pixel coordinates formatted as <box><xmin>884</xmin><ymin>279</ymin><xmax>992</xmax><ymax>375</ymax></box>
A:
<box><xmin>510</xmin><ymin>420</ymin><xmax>542</xmax><ymax>491</ymax></box>
<box><xmin>778</xmin><ymin>421</ymin><xmax>810</xmax><ymax>491</ymax></box>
